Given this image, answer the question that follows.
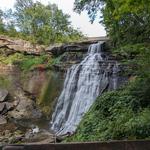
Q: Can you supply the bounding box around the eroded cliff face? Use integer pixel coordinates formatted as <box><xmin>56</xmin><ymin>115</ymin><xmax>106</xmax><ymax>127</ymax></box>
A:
<box><xmin>46</xmin><ymin>37</ymin><xmax>109</xmax><ymax>56</ymax></box>
<box><xmin>0</xmin><ymin>35</ymin><xmax>117</xmax><ymax>144</ymax></box>
<box><xmin>0</xmin><ymin>35</ymin><xmax>45</xmax><ymax>55</ymax></box>
<box><xmin>0</xmin><ymin>35</ymin><xmax>109</xmax><ymax>56</ymax></box>
<box><xmin>0</xmin><ymin>36</ymin><xmax>110</xmax><ymax>71</ymax></box>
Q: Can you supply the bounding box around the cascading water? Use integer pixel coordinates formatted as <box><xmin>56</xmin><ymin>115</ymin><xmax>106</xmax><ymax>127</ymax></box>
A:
<box><xmin>50</xmin><ymin>42</ymin><xmax>120</xmax><ymax>136</ymax></box>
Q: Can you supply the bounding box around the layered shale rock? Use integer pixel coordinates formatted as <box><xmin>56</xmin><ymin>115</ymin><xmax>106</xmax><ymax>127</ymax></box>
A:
<box><xmin>0</xmin><ymin>36</ymin><xmax>44</xmax><ymax>56</ymax></box>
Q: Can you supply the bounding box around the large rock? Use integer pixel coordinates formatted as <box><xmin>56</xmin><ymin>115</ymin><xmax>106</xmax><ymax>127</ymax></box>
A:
<box><xmin>25</xmin><ymin>128</ymin><xmax>54</xmax><ymax>143</ymax></box>
<box><xmin>0</xmin><ymin>102</ymin><xmax>15</xmax><ymax>114</ymax></box>
<box><xmin>0</xmin><ymin>36</ymin><xmax>45</xmax><ymax>56</ymax></box>
<box><xmin>46</xmin><ymin>43</ymin><xmax>88</xmax><ymax>56</ymax></box>
<box><xmin>5</xmin><ymin>102</ymin><xmax>14</xmax><ymax>111</ymax></box>
<box><xmin>0</xmin><ymin>103</ymin><xmax>5</xmax><ymax>112</ymax></box>
<box><xmin>8</xmin><ymin>90</ymin><xmax>42</xmax><ymax>120</ymax></box>
<box><xmin>46</xmin><ymin>38</ymin><xmax>108</xmax><ymax>56</ymax></box>
<box><xmin>0</xmin><ymin>89</ymin><xmax>8</xmax><ymax>102</ymax></box>
<box><xmin>0</xmin><ymin>115</ymin><xmax>7</xmax><ymax>125</ymax></box>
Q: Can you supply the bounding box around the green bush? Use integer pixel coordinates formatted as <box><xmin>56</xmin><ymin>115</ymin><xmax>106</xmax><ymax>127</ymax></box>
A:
<box><xmin>65</xmin><ymin>43</ymin><xmax>150</xmax><ymax>142</ymax></box>
<box><xmin>67</xmin><ymin>76</ymin><xmax>150</xmax><ymax>142</ymax></box>
<box><xmin>0</xmin><ymin>53</ymin><xmax>53</xmax><ymax>71</ymax></box>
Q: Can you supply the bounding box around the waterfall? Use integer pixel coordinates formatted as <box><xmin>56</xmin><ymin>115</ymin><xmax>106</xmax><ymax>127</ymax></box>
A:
<box><xmin>50</xmin><ymin>42</ymin><xmax>120</xmax><ymax>136</ymax></box>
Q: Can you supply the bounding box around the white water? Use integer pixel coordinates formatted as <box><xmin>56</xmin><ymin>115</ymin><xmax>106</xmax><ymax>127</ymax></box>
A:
<box><xmin>50</xmin><ymin>42</ymin><xmax>119</xmax><ymax>136</ymax></box>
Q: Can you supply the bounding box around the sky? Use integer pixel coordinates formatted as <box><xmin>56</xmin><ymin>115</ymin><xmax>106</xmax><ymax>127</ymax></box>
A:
<box><xmin>0</xmin><ymin>0</ymin><xmax>106</xmax><ymax>37</ymax></box>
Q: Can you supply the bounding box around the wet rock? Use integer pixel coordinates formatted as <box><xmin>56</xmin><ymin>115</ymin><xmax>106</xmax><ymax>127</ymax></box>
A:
<box><xmin>0</xmin><ymin>89</ymin><xmax>8</xmax><ymax>102</ymax></box>
<box><xmin>0</xmin><ymin>115</ymin><xmax>7</xmax><ymax>125</ymax></box>
<box><xmin>25</xmin><ymin>128</ymin><xmax>54</xmax><ymax>143</ymax></box>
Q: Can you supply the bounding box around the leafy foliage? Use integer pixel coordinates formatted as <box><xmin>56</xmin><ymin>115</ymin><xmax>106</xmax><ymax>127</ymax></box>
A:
<box><xmin>74</xmin><ymin>0</ymin><xmax>150</xmax><ymax>46</ymax></box>
<box><xmin>67</xmin><ymin>77</ymin><xmax>150</xmax><ymax>141</ymax></box>
<box><xmin>0</xmin><ymin>52</ymin><xmax>53</xmax><ymax>71</ymax></box>
<box><xmin>71</xmin><ymin>2</ymin><xmax>150</xmax><ymax>141</ymax></box>
<box><xmin>0</xmin><ymin>0</ymin><xmax>83</xmax><ymax>45</ymax></box>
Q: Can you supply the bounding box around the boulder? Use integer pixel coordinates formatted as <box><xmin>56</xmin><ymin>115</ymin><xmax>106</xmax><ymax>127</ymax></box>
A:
<box><xmin>25</xmin><ymin>129</ymin><xmax>54</xmax><ymax>143</ymax></box>
<box><xmin>5</xmin><ymin>102</ymin><xmax>14</xmax><ymax>111</ymax></box>
<box><xmin>8</xmin><ymin>90</ymin><xmax>42</xmax><ymax>120</ymax></box>
<box><xmin>0</xmin><ymin>89</ymin><xmax>8</xmax><ymax>102</ymax></box>
<box><xmin>0</xmin><ymin>103</ymin><xmax>5</xmax><ymax>112</ymax></box>
<box><xmin>0</xmin><ymin>115</ymin><xmax>7</xmax><ymax>125</ymax></box>
<box><xmin>0</xmin><ymin>102</ymin><xmax>15</xmax><ymax>115</ymax></box>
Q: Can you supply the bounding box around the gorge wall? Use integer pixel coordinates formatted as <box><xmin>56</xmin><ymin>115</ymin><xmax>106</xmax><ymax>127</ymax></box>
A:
<box><xmin>50</xmin><ymin>42</ymin><xmax>125</xmax><ymax>136</ymax></box>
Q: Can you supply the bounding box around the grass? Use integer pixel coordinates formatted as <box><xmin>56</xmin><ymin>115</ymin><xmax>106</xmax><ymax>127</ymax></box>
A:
<box><xmin>0</xmin><ymin>52</ymin><xmax>62</xmax><ymax>72</ymax></box>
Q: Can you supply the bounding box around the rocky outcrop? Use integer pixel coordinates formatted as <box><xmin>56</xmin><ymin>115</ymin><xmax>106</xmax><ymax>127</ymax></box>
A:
<box><xmin>0</xmin><ymin>35</ymin><xmax>109</xmax><ymax>57</ymax></box>
<box><xmin>0</xmin><ymin>125</ymin><xmax>54</xmax><ymax>144</ymax></box>
<box><xmin>0</xmin><ymin>88</ymin><xmax>42</xmax><ymax>126</ymax></box>
<box><xmin>0</xmin><ymin>115</ymin><xmax>7</xmax><ymax>125</ymax></box>
<box><xmin>0</xmin><ymin>89</ymin><xmax>8</xmax><ymax>102</ymax></box>
<box><xmin>8</xmin><ymin>89</ymin><xmax>42</xmax><ymax>120</ymax></box>
<box><xmin>0</xmin><ymin>88</ymin><xmax>50</xmax><ymax>145</ymax></box>
<box><xmin>24</xmin><ymin>128</ymin><xmax>54</xmax><ymax>143</ymax></box>
<box><xmin>0</xmin><ymin>89</ymin><xmax>10</xmax><ymax>125</ymax></box>
<box><xmin>0</xmin><ymin>103</ymin><xmax>5</xmax><ymax>112</ymax></box>
<box><xmin>46</xmin><ymin>43</ymin><xmax>88</xmax><ymax>56</ymax></box>
<box><xmin>0</xmin><ymin>35</ymin><xmax>45</xmax><ymax>56</ymax></box>
<box><xmin>46</xmin><ymin>37</ymin><xmax>109</xmax><ymax>56</ymax></box>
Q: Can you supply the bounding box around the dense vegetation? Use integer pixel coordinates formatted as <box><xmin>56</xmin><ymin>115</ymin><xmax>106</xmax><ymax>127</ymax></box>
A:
<box><xmin>0</xmin><ymin>51</ymin><xmax>62</xmax><ymax>72</ymax></box>
<box><xmin>66</xmin><ymin>0</ymin><xmax>150</xmax><ymax>141</ymax></box>
<box><xmin>0</xmin><ymin>0</ymin><xmax>83</xmax><ymax>45</ymax></box>
<box><xmin>67</xmin><ymin>45</ymin><xmax>150</xmax><ymax>141</ymax></box>
<box><xmin>0</xmin><ymin>0</ymin><xmax>84</xmax><ymax>72</ymax></box>
<box><xmin>74</xmin><ymin>0</ymin><xmax>150</xmax><ymax>46</ymax></box>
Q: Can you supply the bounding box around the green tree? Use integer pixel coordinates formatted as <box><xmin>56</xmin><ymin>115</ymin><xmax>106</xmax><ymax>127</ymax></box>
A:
<box><xmin>74</xmin><ymin>0</ymin><xmax>150</xmax><ymax>46</ymax></box>
<box><xmin>14</xmin><ymin>0</ymin><xmax>83</xmax><ymax>44</ymax></box>
<box><xmin>3</xmin><ymin>9</ymin><xmax>17</xmax><ymax>35</ymax></box>
<box><xmin>0</xmin><ymin>9</ymin><xmax>5</xmax><ymax>33</ymax></box>
<box><xmin>72</xmin><ymin>0</ymin><xmax>150</xmax><ymax>142</ymax></box>
<box><xmin>14</xmin><ymin>0</ymin><xmax>34</xmax><ymax>34</ymax></box>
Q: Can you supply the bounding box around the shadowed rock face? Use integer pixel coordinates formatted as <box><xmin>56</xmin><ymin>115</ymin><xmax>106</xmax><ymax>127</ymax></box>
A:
<box><xmin>50</xmin><ymin>42</ymin><xmax>123</xmax><ymax>136</ymax></box>
<box><xmin>46</xmin><ymin>37</ymin><xmax>109</xmax><ymax>56</ymax></box>
<box><xmin>8</xmin><ymin>89</ymin><xmax>42</xmax><ymax>120</ymax></box>
<box><xmin>0</xmin><ymin>89</ymin><xmax>8</xmax><ymax>102</ymax></box>
<box><xmin>0</xmin><ymin>35</ymin><xmax>109</xmax><ymax>57</ymax></box>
